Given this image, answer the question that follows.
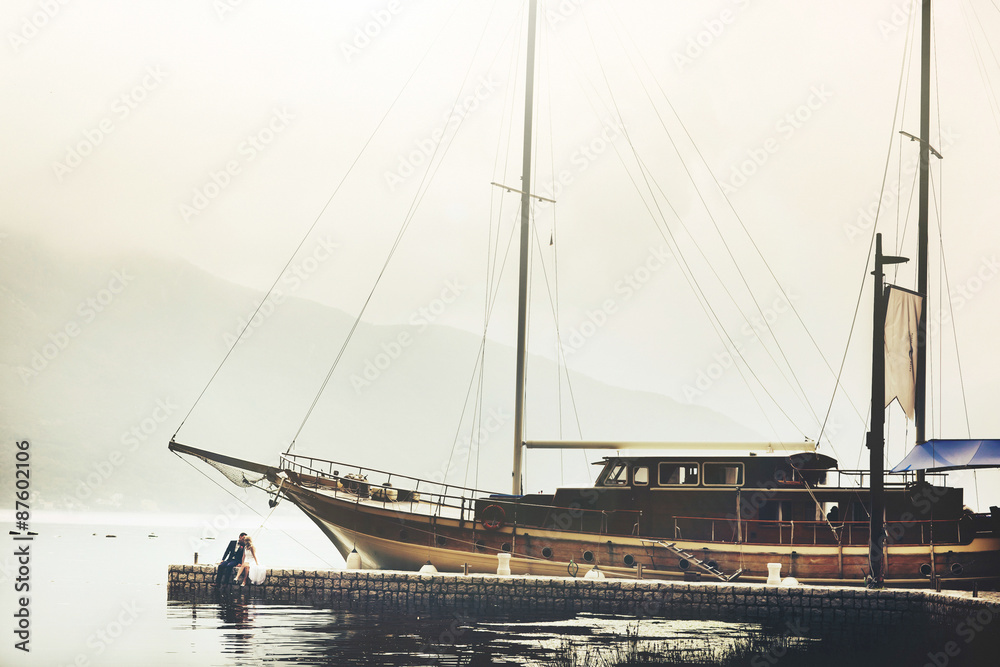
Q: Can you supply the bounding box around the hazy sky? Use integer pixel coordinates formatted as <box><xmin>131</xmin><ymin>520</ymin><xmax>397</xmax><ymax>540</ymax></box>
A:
<box><xmin>4</xmin><ymin>1</ymin><xmax>1000</xmax><ymax>504</ymax></box>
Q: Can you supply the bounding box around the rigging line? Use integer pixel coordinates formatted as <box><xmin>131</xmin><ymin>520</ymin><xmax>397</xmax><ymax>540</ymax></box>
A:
<box><xmin>891</xmin><ymin>148</ymin><xmax>922</xmax><ymax>284</ymax></box>
<box><xmin>601</xmin><ymin>11</ymin><xmax>823</xmax><ymax>432</ymax></box>
<box><xmin>930</xmin><ymin>170</ymin><xmax>972</xmax><ymax>438</ymax></box>
<box><xmin>523</xmin><ymin>199</ymin><xmax>587</xmax><ymax>449</ymax></box>
<box><xmin>573</xmin><ymin>9</ymin><xmax>800</xmax><ymax>439</ymax></box>
<box><xmin>539</xmin><ymin>18</ymin><xmax>573</xmax><ymax>450</ymax></box>
<box><xmin>633</xmin><ymin>149</ymin><xmax>822</xmax><ymax>428</ymax></box>
<box><xmin>171</xmin><ymin>452</ymin><xmax>339</xmax><ymax>568</ymax></box>
<box><xmin>489</xmin><ymin>1</ymin><xmax>526</xmax><ymax>295</ymax></box>
<box><xmin>450</xmin><ymin>217</ymin><xmax>520</xmax><ymax>486</ymax></box>
<box><xmin>171</xmin><ymin>5</ymin><xmax>463</xmax><ymax>443</ymax></box>
<box><xmin>963</xmin><ymin>1</ymin><xmax>1000</xmax><ymax>139</ymax></box>
<box><xmin>287</xmin><ymin>2</ymin><xmax>508</xmax><ymax>453</ymax></box>
<box><xmin>604</xmin><ymin>4</ymin><xmax>872</xmax><ymax>432</ymax></box>
<box><xmin>546</xmin><ymin>15</ymin><xmax>782</xmax><ymax>437</ymax></box>
<box><xmin>814</xmin><ymin>8</ymin><xmax>918</xmax><ymax>455</ymax></box>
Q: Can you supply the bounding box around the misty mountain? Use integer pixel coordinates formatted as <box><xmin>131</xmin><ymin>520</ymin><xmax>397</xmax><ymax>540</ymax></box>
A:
<box><xmin>0</xmin><ymin>232</ymin><xmax>759</xmax><ymax>514</ymax></box>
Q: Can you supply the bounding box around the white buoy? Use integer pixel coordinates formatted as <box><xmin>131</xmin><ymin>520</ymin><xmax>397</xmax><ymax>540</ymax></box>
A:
<box><xmin>584</xmin><ymin>565</ymin><xmax>606</xmax><ymax>580</ymax></box>
<box><xmin>419</xmin><ymin>560</ymin><xmax>438</xmax><ymax>574</ymax></box>
<box><xmin>346</xmin><ymin>548</ymin><xmax>362</xmax><ymax>570</ymax></box>
<box><xmin>497</xmin><ymin>552</ymin><xmax>511</xmax><ymax>576</ymax></box>
<box><xmin>766</xmin><ymin>562</ymin><xmax>782</xmax><ymax>585</ymax></box>
<box><xmin>780</xmin><ymin>576</ymin><xmax>800</xmax><ymax>587</ymax></box>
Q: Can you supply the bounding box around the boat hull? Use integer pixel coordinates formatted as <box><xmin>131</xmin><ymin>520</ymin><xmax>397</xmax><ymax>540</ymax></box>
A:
<box><xmin>281</xmin><ymin>482</ymin><xmax>1000</xmax><ymax>587</ymax></box>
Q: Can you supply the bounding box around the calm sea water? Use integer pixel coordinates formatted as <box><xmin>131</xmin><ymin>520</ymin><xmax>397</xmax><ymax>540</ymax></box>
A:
<box><xmin>0</xmin><ymin>516</ymin><xmax>784</xmax><ymax>666</ymax></box>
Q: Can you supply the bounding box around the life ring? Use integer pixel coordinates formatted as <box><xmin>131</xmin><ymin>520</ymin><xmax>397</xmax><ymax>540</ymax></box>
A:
<box><xmin>480</xmin><ymin>504</ymin><xmax>505</xmax><ymax>531</ymax></box>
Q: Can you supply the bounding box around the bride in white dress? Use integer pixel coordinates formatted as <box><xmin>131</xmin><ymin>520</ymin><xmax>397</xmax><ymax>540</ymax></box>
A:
<box><xmin>234</xmin><ymin>535</ymin><xmax>266</xmax><ymax>586</ymax></box>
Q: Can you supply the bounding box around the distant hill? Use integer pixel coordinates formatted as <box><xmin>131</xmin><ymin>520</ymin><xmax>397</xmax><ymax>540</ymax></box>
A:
<box><xmin>0</xmin><ymin>232</ymin><xmax>759</xmax><ymax>515</ymax></box>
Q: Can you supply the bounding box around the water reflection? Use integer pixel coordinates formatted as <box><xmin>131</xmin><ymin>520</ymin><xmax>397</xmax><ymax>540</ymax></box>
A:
<box><xmin>167</xmin><ymin>601</ymin><xmax>782</xmax><ymax>666</ymax></box>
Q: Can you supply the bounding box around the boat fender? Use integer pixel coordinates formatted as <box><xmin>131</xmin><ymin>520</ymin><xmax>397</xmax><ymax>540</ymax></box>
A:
<box><xmin>481</xmin><ymin>504</ymin><xmax>505</xmax><ymax>530</ymax></box>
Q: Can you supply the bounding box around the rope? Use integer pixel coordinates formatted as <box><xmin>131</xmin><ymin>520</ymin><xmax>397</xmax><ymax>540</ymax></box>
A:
<box><xmin>287</xmin><ymin>0</ymin><xmax>508</xmax><ymax>453</ymax></box>
<box><xmin>171</xmin><ymin>451</ymin><xmax>340</xmax><ymax>568</ymax></box>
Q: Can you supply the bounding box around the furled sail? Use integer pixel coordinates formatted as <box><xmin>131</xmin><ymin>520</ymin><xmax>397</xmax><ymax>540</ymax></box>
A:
<box><xmin>883</xmin><ymin>286</ymin><xmax>922</xmax><ymax>420</ymax></box>
<box><xmin>891</xmin><ymin>439</ymin><xmax>1000</xmax><ymax>472</ymax></box>
<box><xmin>168</xmin><ymin>440</ymin><xmax>275</xmax><ymax>488</ymax></box>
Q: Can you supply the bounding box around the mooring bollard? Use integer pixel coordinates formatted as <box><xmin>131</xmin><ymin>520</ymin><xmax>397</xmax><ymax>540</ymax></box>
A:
<box><xmin>766</xmin><ymin>562</ymin><xmax>782</xmax><ymax>585</ymax></box>
<box><xmin>497</xmin><ymin>553</ymin><xmax>511</xmax><ymax>576</ymax></box>
<box><xmin>194</xmin><ymin>552</ymin><xmax>198</xmax><ymax>564</ymax></box>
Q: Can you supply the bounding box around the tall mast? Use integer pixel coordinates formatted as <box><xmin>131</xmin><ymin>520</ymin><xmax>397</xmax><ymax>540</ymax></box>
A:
<box><xmin>914</xmin><ymin>0</ymin><xmax>931</xmax><ymax>482</ymax></box>
<box><xmin>512</xmin><ymin>0</ymin><xmax>538</xmax><ymax>495</ymax></box>
<box><xmin>868</xmin><ymin>235</ymin><xmax>909</xmax><ymax>588</ymax></box>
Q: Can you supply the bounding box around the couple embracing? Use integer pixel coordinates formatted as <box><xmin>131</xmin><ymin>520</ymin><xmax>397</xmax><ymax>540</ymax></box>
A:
<box><xmin>214</xmin><ymin>532</ymin><xmax>263</xmax><ymax>587</ymax></box>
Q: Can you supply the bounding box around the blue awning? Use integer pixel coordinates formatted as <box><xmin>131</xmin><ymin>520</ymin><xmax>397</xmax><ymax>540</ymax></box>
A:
<box><xmin>890</xmin><ymin>439</ymin><xmax>1000</xmax><ymax>472</ymax></box>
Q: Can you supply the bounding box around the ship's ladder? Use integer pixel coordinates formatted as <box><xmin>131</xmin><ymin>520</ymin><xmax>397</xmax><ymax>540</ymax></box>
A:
<box><xmin>651</xmin><ymin>541</ymin><xmax>743</xmax><ymax>582</ymax></box>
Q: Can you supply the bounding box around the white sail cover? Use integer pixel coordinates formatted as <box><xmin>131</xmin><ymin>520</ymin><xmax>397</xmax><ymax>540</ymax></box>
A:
<box><xmin>891</xmin><ymin>439</ymin><xmax>1000</xmax><ymax>472</ymax></box>
<box><xmin>884</xmin><ymin>286</ymin><xmax>922</xmax><ymax>420</ymax></box>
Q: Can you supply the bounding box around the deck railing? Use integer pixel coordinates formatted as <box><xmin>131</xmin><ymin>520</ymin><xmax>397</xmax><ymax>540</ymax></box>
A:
<box><xmin>670</xmin><ymin>514</ymin><xmax>978</xmax><ymax>546</ymax></box>
<box><xmin>279</xmin><ymin>453</ymin><xmax>642</xmax><ymax>536</ymax></box>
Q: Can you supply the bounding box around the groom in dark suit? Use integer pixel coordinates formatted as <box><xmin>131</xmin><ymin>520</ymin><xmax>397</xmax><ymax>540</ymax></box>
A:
<box><xmin>215</xmin><ymin>532</ymin><xmax>247</xmax><ymax>587</ymax></box>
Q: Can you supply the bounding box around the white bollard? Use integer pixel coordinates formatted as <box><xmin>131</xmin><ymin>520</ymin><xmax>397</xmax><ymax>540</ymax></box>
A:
<box><xmin>584</xmin><ymin>566</ymin><xmax>606</xmax><ymax>580</ymax></box>
<box><xmin>766</xmin><ymin>562</ymin><xmax>782</xmax><ymax>585</ymax></box>
<box><xmin>497</xmin><ymin>552</ymin><xmax>511</xmax><ymax>576</ymax></box>
<box><xmin>346</xmin><ymin>548</ymin><xmax>362</xmax><ymax>570</ymax></box>
<box><xmin>419</xmin><ymin>560</ymin><xmax>438</xmax><ymax>574</ymax></box>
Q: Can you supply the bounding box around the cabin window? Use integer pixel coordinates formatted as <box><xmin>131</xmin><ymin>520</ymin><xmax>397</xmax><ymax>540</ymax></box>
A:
<box><xmin>633</xmin><ymin>467</ymin><xmax>649</xmax><ymax>486</ymax></box>
<box><xmin>658</xmin><ymin>462</ymin><xmax>699</xmax><ymax>486</ymax></box>
<box><xmin>703</xmin><ymin>463</ymin><xmax>743</xmax><ymax>486</ymax></box>
<box><xmin>604</xmin><ymin>463</ymin><xmax>629</xmax><ymax>486</ymax></box>
<box><xmin>759</xmin><ymin>500</ymin><xmax>792</xmax><ymax>522</ymax></box>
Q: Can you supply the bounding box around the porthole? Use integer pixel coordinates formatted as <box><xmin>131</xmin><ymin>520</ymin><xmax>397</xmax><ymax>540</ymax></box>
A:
<box><xmin>623</xmin><ymin>554</ymin><xmax>636</xmax><ymax>567</ymax></box>
<box><xmin>436</xmin><ymin>535</ymin><xmax>447</xmax><ymax>546</ymax></box>
<box><xmin>475</xmin><ymin>539</ymin><xmax>486</xmax><ymax>551</ymax></box>
<box><xmin>583</xmin><ymin>550</ymin><xmax>594</xmax><ymax>563</ymax></box>
<box><xmin>399</xmin><ymin>529</ymin><xmax>409</xmax><ymax>540</ymax></box>
<box><xmin>501</xmin><ymin>542</ymin><xmax>512</xmax><ymax>553</ymax></box>
<box><xmin>542</xmin><ymin>547</ymin><xmax>553</xmax><ymax>559</ymax></box>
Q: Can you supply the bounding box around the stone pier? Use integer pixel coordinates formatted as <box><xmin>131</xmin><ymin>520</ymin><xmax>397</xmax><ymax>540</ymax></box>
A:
<box><xmin>168</xmin><ymin>564</ymin><xmax>998</xmax><ymax>644</ymax></box>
